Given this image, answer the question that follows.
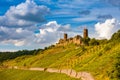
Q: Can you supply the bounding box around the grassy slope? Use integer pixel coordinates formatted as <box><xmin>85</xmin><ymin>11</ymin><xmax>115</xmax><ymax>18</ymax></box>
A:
<box><xmin>3</xmin><ymin>42</ymin><xmax>120</xmax><ymax>80</ymax></box>
<box><xmin>0</xmin><ymin>69</ymin><xmax>79</xmax><ymax>80</ymax></box>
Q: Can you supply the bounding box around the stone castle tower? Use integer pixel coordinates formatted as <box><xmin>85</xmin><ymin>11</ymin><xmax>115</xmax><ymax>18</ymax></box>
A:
<box><xmin>56</xmin><ymin>28</ymin><xmax>88</xmax><ymax>46</ymax></box>
<box><xmin>83</xmin><ymin>28</ymin><xmax>88</xmax><ymax>38</ymax></box>
<box><xmin>64</xmin><ymin>33</ymin><xmax>67</xmax><ymax>41</ymax></box>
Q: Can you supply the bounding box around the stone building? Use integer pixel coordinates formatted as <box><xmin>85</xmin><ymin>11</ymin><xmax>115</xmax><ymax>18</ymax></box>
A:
<box><xmin>56</xmin><ymin>28</ymin><xmax>88</xmax><ymax>46</ymax></box>
<box><xmin>83</xmin><ymin>28</ymin><xmax>88</xmax><ymax>39</ymax></box>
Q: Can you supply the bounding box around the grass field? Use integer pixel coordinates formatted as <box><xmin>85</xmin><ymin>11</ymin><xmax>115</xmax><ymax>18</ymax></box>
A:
<box><xmin>0</xmin><ymin>69</ymin><xmax>80</xmax><ymax>80</ymax></box>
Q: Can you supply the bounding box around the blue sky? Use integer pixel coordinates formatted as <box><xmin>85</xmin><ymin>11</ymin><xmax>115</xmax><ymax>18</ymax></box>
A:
<box><xmin>0</xmin><ymin>0</ymin><xmax>120</xmax><ymax>51</ymax></box>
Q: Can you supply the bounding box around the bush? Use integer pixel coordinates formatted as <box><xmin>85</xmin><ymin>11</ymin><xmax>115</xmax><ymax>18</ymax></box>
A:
<box><xmin>109</xmin><ymin>52</ymin><xmax>120</xmax><ymax>79</ymax></box>
<box><xmin>111</xmin><ymin>30</ymin><xmax>120</xmax><ymax>41</ymax></box>
<box><xmin>89</xmin><ymin>38</ymin><xmax>99</xmax><ymax>46</ymax></box>
<box><xmin>104</xmin><ymin>46</ymin><xmax>111</xmax><ymax>51</ymax></box>
<box><xmin>82</xmin><ymin>37</ymin><xmax>90</xmax><ymax>45</ymax></box>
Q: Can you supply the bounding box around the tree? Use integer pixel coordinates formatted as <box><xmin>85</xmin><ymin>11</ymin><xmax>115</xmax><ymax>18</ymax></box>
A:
<box><xmin>89</xmin><ymin>38</ymin><xmax>99</xmax><ymax>46</ymax></box>
<box><xmin>0</xmin><ymin>49</ymin><xmax>43</xmax><ymax>62</ymax></box>
<box><xmin>110</xmin><ymin>52</ymin><xmax>120</xmax><ymax>79</ymax></box>
<box><xmin>82</xmin><ymin>37</ymin><xmax>90</xmax><ymax>45</ymax></box>
<box><xmin>111</xmin><ymin>30</ymin><xmax>120</xmax><ymax>41</ymax></box>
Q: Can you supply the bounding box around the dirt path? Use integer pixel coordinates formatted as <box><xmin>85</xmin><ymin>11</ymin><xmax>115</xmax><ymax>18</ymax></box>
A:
<box><xmin>11</xmin><ymin>67</ymin><xmax>94</xmax><ymax>80</ymax></box>
<box><xmin>29</xmin><ymin>68</ymin><xmax>94</xmax><ymax>80</ymax></box>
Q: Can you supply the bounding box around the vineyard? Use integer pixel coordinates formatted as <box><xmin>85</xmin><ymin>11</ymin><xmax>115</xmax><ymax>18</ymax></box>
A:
<box><xmin>1</xmin><ymin>30</ymin><xmax>120</xmax><ymax>80</ymax></box>
<box><xmin>1</xmin><ymin>41</ymin><xmax>119</xmax><ymax>80</ymax></box>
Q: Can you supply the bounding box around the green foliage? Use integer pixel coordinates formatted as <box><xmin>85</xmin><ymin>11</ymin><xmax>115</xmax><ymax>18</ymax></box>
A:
<box><xmin>111</xmin><ymin>30</ymin><xmax>120</xmax><ymax>41</ymax></box>
<box><xmin>44</xmin><ymin>45</ymin><xmax>55</xmax><ymax>50</ymax></box>
<box><xmin>0</xmin><ymin>69</ymin><xmax>79</xmax><ymax>80</ymax></box>
<box><xmin>75</xmin><ymin>46</ymin><xmax>86</xmax><ymax>56</ymax></box>
<box><xmin>89</xmin><ymin>38</ymin><xmax>99</xmax><ymax>46</ymax></box>
<box><xmin>109</xmin><ymin>52</ymin><xmax>120</xmax><ymax>80</ymax></box>
<box><xmin>2</xmin><ymin>42</ymin><xmax>120</xmax><ymax>80</ymax></box>
<box><xmin>0</xmin><ymin>49</ymin><xmax>42</xmax><ymax>62</ymax></box>
<box><xmin>82</xmin><ymin>37</ymin><xmax>90</xmax><ymax>45</ymax></box>
<box><xmin>98</xmin><ymin>39</ymin><xmax>108</xmax><ymax>44</ymax></box>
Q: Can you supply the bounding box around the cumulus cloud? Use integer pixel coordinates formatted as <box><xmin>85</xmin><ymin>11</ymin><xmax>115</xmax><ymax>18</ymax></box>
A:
<box><xmin>0</xmin><ymin>0</ymin><xmax>50</xmax><ymax>47</ymax></box>
<box><xmin>0</xmin><ymin>0</ymin><xmax>50</xmax><ymax>27</ymax></box>
<box><xmin>2</xmin><ymin>39</ymin><xmax>26</xmax><ymax>46</ymax></box>
<box><xmin>35</xmin><ymin>21</ymin><xmax>73</xmax><ymax>45</ymax></box>
<box><xmin>95</xmin><ymin>18</ymin><xmax>120</xmax><ymax>39</ymax></box>
<box><xmin>0</xmin><ymin>21</ymin><xmax>75</xmax><ymax>47</ymax></box>
<box><xmin>0</xmin><ymin>26</ymin><xmax>34</xmax><ymax>46</ymax></box>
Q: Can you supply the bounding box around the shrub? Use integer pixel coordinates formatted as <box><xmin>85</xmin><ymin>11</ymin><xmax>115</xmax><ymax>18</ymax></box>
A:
<box><xmin>89</xmin><ymin>38</ymin><xmax>99</xmax><ymax>46</ymax></box>
<box><xmin>111</xmin><ymin>30</ymin><xmax>120</xmax><ymax>41</ymax></box>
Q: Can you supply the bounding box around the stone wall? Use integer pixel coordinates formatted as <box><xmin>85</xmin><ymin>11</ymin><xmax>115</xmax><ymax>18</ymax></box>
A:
<box><xmin>56</xmin><ymin>35</ymin><xmax>82</xmax><ymax>46</ymax></box>
<box><xmin>56</xmin><ymin>28</ymin><xmax>88</xmax><ymax>46</ymax></box>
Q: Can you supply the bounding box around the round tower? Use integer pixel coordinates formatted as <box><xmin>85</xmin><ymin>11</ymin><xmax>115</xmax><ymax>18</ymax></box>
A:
<box><xmin>64</xmin><ymin>33</ymin><xmax>67</xmax><ymax>41</ymax></box>
<box><xmin>83</xmin><ymin>28</ymin><xmax>88</xmax><ymax>38</ymax></box>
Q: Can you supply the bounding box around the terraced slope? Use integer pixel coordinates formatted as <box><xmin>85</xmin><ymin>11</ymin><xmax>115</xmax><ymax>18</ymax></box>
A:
<box><xmin>2</xmin><ymin>41</ymin><xmax>120</xmax><ymax>80</ymax></box>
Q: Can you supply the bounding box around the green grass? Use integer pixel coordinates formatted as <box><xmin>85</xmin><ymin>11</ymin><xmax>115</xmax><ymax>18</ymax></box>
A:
<box><xmin>0</xmin><ymin>69</ymin><xmax>79</xmax><ymax>80</ymax></box>
<box><xmin>3</xmin><ymin>42</ymin><xmax>120</xmax><ymax>80</ymax></box>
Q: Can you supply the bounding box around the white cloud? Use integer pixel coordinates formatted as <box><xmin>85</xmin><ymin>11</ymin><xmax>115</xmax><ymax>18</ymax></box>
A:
<box><xmin>0</xmin><ymin>0</ymin><xmax>49</xmax><ymax>27</ymax></box>
<box><xmin>2</xmin><ymin>39</ymin><xmax>26</xmax><ymax>46</ymax></box>
<box><xmin>95</xmin><ymin>18</ymin><xmax>120</xmax><ymax>39</ymax></box>
<box><xmin>0</xmin><ymin>26</ymin><xmax>34</xmax><ymax>46</ymax></box>
<box><xmin>0</xmin><ymin>21</ymin><xmax>77</xmax><ymax>47</ymax></box>
<box><xmin>34</xmin><ymin>21</ymin><xmax>77</xmax><ymax>47</ymax></box>
<box><xmin>0</xmin><ymin>0</ymin><xmax>50</xmax><ymax>47</ymax></box>
<box><xmin>35</xmin><ymin>21</ymin><xmax>61</xmax><ymax>44</ymax></box>
<box><xmin>16</xmin><ymin>28</ymin><xmax>23</xmax><ymax>33</ymax></box>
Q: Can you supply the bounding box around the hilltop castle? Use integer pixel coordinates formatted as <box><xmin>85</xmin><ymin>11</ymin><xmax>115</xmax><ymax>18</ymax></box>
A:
<box><xmin>56</xmin><ymin>28</ymin><xmax>88</xmax><ymax>46</ymax></box>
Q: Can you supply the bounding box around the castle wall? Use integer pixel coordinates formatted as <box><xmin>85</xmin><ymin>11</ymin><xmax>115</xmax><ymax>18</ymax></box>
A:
<box><xmin>68</xmin><ymin>38</ymin><xmax>73</xmax><ymax>43</ymax></box>
<box><xmin>57</xmin><ymin>35</ymin><xmax>82</xmax><ymax>46</ymax></box>
<box><xmin>56</xmin><ymin>28</ymin><xmax>88</xmax><ymax>46</ymax></box>
<box><xmin>73</xmin><ymin>35</ymin><xmax>82</xmax><ymax>45</ymax></box>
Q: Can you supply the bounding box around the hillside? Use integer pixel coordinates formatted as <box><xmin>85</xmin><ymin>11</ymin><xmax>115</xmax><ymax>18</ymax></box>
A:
<box><xmin>1</xmin><ymin>30</ymin><xmax>120</xmax><ymax>80</ymax></box>
<box><xmin>0</xmin><ymin>69</ymin><xmax>79</xmax><ymax>80</ymax></box>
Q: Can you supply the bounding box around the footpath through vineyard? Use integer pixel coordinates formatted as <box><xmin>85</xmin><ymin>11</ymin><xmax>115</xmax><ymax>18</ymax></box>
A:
<box><xmin>10</xmin><ymin>66</ymin><xmax>94</xmax><ymax>80</ymax></box>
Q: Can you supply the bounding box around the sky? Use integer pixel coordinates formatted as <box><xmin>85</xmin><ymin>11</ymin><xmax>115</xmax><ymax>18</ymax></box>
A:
<box><xmin>0</xmin><ymin>0</ymin><xmax>120</xmax><ymax>51</ymax></box>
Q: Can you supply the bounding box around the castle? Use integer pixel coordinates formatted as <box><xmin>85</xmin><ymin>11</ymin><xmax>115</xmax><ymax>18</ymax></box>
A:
<box><xmin>56</xmin><ymin>28</ymin><xmax>88</xmax><ymax>46</ymax></box>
